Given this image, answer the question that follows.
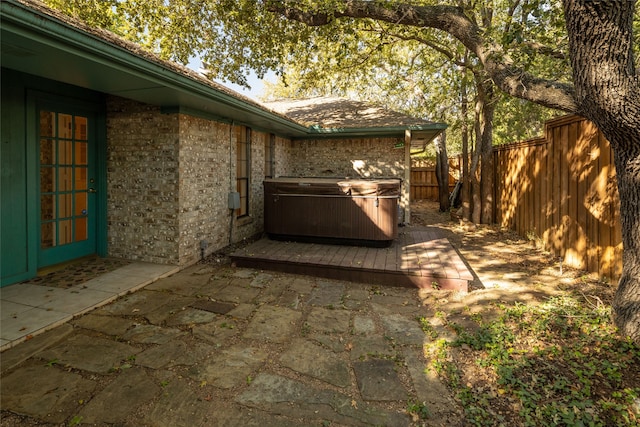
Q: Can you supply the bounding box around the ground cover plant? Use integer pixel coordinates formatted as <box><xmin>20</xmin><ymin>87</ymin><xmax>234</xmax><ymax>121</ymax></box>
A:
<box><xmin>413</xmin><ymin>201</ymin><xmax>640</xmax><ymax>426</ymax></box>
<box><xmin>423</xmin><ymin>296</ymin><xmax>640</xmax><ymax>426</ymax></box>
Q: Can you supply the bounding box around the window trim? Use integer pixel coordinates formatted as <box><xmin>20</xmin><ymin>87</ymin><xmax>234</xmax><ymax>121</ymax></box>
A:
<box><xmin>265</xmin><ymin>133</ymin><xmax>275</xmax><ymax>178</ymax></box>
<box><xmin>236</xmin><ymin>126</ymin><xmax>251</xmax><ymax>218</ymax></box>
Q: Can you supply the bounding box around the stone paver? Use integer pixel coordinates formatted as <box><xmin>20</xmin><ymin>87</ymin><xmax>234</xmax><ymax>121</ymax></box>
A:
<box><xmin>0</xmin><ymin>363</ymin><xmax>95</xmax><ymax>424</ymax></box>
<box><xmin>306</xmin><ymin>307</ymin><xmax>351</xmax><ymax>333</ymax></box>
<box><xmin>381</xmin><ymin>313</ymin><xmax>429</xmax><ymax>346</ymax></box>
<box><xmin>0</xmin><ymin>261</ymin><xmax>458</xmax><ymax>426</ymax></box>
<box><xmin>353</xmin><ymin>359</ymin><xmax>409</xmax><ymax>401</ymax></box>
<box><xmin>243</xmin><ymin>305</ymin><xmax>302</xmax><ymax>343</ymax></box>
<box><xmin>72</xmin><ymin>313</ymin><xmax>135</xmax><ymax>337</ymax></box>
<box><xmin>308</xmin><ymin>280</ymin><xmax>345</xmax><ymax>307</ymax></box>
<box><xmin>189</xmin><ymin>344</ymin><xmax>269</xmax><ymax>389</ymax></box>
<box><xmin>280</xmin><ymin>338</ymin><xmax>351</xmax><ymax>388</ymax></box>
<box><xmin>77</xmin><ymin>368</ymin><xmax>160</xmax><ymax>424</ymax></box>
<box><xmin>143</xmin><ymin>374</ymin><xmax>211</xmax><ymax>426</ymax></box>
<box><xmin>136</xmin><ymin>340</ymin><xmax>211</xmax><ymax>369</ymax></box>
<box><xmin>237</xmin><ymin>373</ymin><xmax>410</xmax><ymax>427</ymax></box>
<box><xmin>37</xmin><ymin>333</ymin><xmax>140</xmax><ymax>374</ymax></box>
<box><xmin>121</xmin><ymin>323</ymin><xmax>186</xmax><ymax>344</ymax></box>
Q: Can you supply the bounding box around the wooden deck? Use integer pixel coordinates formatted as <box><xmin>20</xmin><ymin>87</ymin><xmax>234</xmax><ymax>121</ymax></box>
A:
<box><xmin>230</xmin><ymin>228</ymin><xmax>474</xmax><ymax>292</ymax></box>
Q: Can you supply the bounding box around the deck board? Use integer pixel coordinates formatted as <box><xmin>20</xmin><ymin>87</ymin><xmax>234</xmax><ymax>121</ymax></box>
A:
<box><xmin>231</xmin><ymin>228</ymin><xmax>474</xmax><ymax>292</ymax></box>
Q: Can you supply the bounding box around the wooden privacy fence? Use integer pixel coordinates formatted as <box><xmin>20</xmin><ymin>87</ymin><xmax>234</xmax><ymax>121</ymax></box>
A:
<box><xmin>494</xmin><ymin>115</ymin><xmax>622</xmax><ymax>281</ymax></box>
<box><xmin>410</xmin><ymin>158</ymin><xmax>460</xmax><ymax>201</ymax></box>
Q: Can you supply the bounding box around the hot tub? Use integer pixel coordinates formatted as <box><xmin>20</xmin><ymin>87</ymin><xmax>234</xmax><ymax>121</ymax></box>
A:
<box><xmin>263</xmin><ymin>178</ymin><xmax>401</xmax><ymax>246</ymax></box>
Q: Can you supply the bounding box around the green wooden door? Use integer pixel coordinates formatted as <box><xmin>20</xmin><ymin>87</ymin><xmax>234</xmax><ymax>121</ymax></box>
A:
<box><xmin>38</xmin><ymin>108</ymin><xmax>97</xmax><ymax>267</ymax></box>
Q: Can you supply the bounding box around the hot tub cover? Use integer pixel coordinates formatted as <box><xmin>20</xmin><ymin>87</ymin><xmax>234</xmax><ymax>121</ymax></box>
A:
<box><xmin>264</xmin><ymin>178</ymin><xmax>401</xmax><ymax>245</ymax></box>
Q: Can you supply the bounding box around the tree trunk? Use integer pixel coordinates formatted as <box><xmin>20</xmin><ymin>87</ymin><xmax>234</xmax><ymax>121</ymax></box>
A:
<box><xmin>611</xmin><ymin>145</ymin><xmax>640</xmax><ymax>342</ymax></box>
<box><xmin>460</xmin><ymin>71</ymin><xmax>472</xmax><ymax>221</ymax></box>
<box><xmin>478</xmin><ymin>78</ymin><xmax>495</xmax><ymax>224</ymax></box>
<box><xmin>470</xmin><ymin>74</ymin><xmax>495</xmax><ymax>224</ymax></box>
<box><xmin>434</xmin><ymin>132</ymin><xmax>450</xmax><ymax>212</ymax></box>
<box><xmin>471</xmin><ymin>103</ymin><xmax>482</xmax><ymax>224</ymax></box>
<box><xmin>563</xmin><ymin>0</ymin><xmax>640</xmax><ymax>341</ymax></box>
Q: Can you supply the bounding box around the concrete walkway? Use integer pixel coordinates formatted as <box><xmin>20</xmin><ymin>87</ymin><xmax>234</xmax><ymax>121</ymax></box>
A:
<box><xmin>0</xmin><ymin>262</ymin><xmax>179</xmax><ymax>351</ymax></box>
<box><xmin>0</xmin><ymin>262</ymin><xmax>463</xmax><ymax>426</ymax></box>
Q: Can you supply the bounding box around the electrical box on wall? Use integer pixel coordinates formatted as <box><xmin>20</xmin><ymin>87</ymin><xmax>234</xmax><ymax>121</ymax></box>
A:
<box><xmin>228</xmin><ymin>192</ymin><xmax>240</xmax><ymax>210</ymax></box>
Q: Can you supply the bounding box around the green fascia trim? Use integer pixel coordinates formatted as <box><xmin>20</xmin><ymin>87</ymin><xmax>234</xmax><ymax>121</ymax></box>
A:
<box><xmin>1</xmin><ymin>0</ymin><xmax>308</xmax><ymax>136</ymax></box>
<box><xmin>295</xmin><ymin>124</ymin><xmax>448</xmax><ymax>140</ymax></box>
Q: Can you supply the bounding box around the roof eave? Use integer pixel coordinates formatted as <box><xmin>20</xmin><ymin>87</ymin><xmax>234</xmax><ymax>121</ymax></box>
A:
<box><xmin>1</xmin><ymin>0</ymin><xmax>309</xmax><ymax>137</ymax></box>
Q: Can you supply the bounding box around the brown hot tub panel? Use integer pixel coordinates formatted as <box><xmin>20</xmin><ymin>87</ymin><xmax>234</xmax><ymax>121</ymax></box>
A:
<box><xmin>264</xmin><ymin>178</ymin><xmax>400</xmax><ymax>247</ymax></box>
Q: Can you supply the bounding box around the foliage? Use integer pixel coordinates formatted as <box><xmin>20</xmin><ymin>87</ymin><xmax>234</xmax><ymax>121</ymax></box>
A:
<box><xmin>261</xmin><ymin>0</ymin><xmax>568</xmax><ymax>150</ymax></box>
<box><xmin>425</xmin><ymin>296</ymin><xmax>640</xmax><ymax>426</ymax></box>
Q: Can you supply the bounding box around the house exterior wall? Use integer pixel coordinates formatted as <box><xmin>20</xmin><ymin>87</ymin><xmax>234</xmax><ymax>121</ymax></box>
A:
<box><xmin>106</xmin><ymin>97</ymin><xmax>181</xmax><ymax>264</ymax></box>
<box><xmin>106</xmin><ymin>96</ymin><xmax>286</xmax><ymax>266</ymax></box>
<box><xmin>286</xmin><ymin>136</ymin><xmax>409</xmax><ymax>223</ymax></box>
<box><xmin>275</xmin><ymin>135</ymin><xmax>296</xmax><ymax>177</ymax></box>
<box><xmin>177</xmin><ymin>114</ymin><xmax>233</xmax><ymax>265</ymax></box>
<box><xmin>288</xmin><ymin>137</ymin><xmax>406</xmax><ymax>179</ymax></box>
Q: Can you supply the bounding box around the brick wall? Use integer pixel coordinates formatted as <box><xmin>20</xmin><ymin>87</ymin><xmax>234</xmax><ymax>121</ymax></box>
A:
<box><xmin>106</xmin><ymin>96</ymin><xmax>288</xmax><ymax>266</ymax></box>
<box><xmin>288</xmin><ymin>137</ymin><xmax>406</xmax><ymax>180</ymax></box>
<box><xmin>177</xmin><ymin>115</ymin><xmax>233</xmax><ymax>265</ymax></box>
<box><xmin>106</xmin><ymin>97</ymin><xmax>180</xmax><ymax>264</ymax></box>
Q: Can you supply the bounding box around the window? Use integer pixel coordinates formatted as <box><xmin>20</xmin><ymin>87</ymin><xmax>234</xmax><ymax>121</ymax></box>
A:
<box><xmin>265</xmin><ymin>133</ymin><xmax>275</xmax><ymax>178</ymax></box>
<box><xmin>236</xmin><ymin>126</ymin><xmax>250</xmax><ymax>217</ymax></box>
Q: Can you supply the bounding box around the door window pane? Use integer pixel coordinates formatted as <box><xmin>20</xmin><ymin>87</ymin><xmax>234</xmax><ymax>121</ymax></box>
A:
<box><xmin>58</xmin><ymin>114</ymin><xmax>73</xmax><ymax>139</ymax></box>
<box><xmin>59</xmin><ymin>219</ymin><xmax>72</xmax><ymax>245</ymax></box>
<box><xmin>40</xmin><ymin>111</ymin><xmax>55</xmax><ymax>137</ymax></box>
<box><xmin>40</xmin><ymin>139</ymin><xmax>55</xmax><ymax>164</ymax></box>
<box><xmin>58</xmin><ymin>140</ymin><xmax>72</xmax><ymax>165</ymax></box>
<box><xmin>41</xmin><ymin>195</ymin><xmax>55</xmax><ymax>221</ymax></box>
<box><xmin>75</xmin><ymin>217</ymin><xmax>88</xmax><ymax>242</ymax></box>
<box><xmin>39</xmin><ymin>111</ymin><xmax>92</xmax><ymax>250</ymax></box>
<box><xmin>75</xmin><ymin>142</ymin><xmax>88</xmax><ymax>165</ymax></box>
<box><xmin>75</xmin><ymin>193</ymin><xmax>87</xmax><ymax>216</ymax></box>
<box><xmin>40</xmin><ymin>167</ymin><xmax>55</xmax><ymax>193</ymax></box>
<box><xmin>41</xmin><ymin>222</ymin><xmax>55</xmax><ymax>248</ymax></box>
<box><xmin>75</xmin><ymin>167</ymin><xmax>88</xmax><ymax>190</ymax></box>
<box><xmin>75</xmin><ymin>116</ymin><xmax>88</xmax><ymax>140</ymax></box>
<box><xmin>59</xmin><ymin>193</ymin><xmax>72</xmax><ymax>218</ymax></box>
<box><xmin>58</xmin><ymin>167</ymin><xmax>73</xmax><ymax>191</ymax></box>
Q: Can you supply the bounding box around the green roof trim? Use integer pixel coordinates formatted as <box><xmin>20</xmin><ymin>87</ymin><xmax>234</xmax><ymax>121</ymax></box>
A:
<box><xmin>301</xmin><ymin>123</ymin><xmax>448</xmax><ymax>139</ymax></box>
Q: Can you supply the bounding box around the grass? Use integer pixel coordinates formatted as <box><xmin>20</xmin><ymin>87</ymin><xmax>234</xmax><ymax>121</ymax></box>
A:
<box><xmin>423</xmin><ymin>295</ymin><xmax>640</xmax><ymax>426</ymax></box>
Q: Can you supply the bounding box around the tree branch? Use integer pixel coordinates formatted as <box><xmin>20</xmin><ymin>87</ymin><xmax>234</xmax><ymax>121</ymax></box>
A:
<box><xmin>266</xmin><ymin>0</ymin><xmax>578</xmax><ymax>112</ymax></box>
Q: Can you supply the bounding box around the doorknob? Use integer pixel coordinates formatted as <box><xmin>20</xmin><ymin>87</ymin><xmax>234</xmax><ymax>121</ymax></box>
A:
<box><xmin>88</xmin><ymin>188</ymin><xmax>97</xmax><ymax>193</ymax></box>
